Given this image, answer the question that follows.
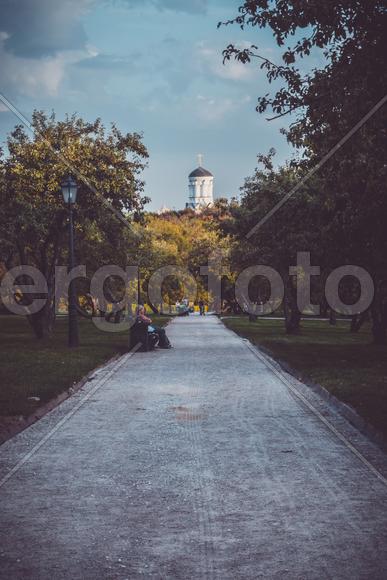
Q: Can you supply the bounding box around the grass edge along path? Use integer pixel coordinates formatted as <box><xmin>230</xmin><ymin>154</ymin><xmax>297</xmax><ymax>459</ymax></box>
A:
<box><xmin>0</xmin><ymin>315</ymin><xmax>170</xmax><ymax>434</ymax></box>
<box><xmin>222</xmin><ymin>316</ymin><xmax>387</xmax><ymax>439</ymax></box>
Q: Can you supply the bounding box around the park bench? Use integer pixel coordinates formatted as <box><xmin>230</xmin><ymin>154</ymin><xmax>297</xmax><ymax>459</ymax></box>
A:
<box><xmin>129</xmin><ymin>319</ymin><xmax>158</xmax><ymax>352</ymax></box>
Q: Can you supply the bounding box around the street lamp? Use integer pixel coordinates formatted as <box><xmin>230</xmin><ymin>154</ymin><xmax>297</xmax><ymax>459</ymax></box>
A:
<box><xmin>61</xmin><ymin>176</ymin><xmax>79</xmax><ymax>347</ymax></box>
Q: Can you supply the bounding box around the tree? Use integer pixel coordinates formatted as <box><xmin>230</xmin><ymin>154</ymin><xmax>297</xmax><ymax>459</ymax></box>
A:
<box><xmin>134</xmin><ymin>211</ymin><xmax>232</xmax><ymax>311</ymax></box>
<box><xmin>221</xmin><ymin>0</ymin><xmax>387</xmax><ymax>342</ymax></box>
<box><xmin>0</xmin><ymin>111</ymin><xmax>148</xmax><ymax>338</ymax></box>
<box><xmin>221</xmin><ymin>1</ymin><xmax>386</xmax><ymax>123</ymax></box>
<box><xmin>230</xmin><ymin>150</ymin><xmax>327</xmax><ymax>333</ymax></box>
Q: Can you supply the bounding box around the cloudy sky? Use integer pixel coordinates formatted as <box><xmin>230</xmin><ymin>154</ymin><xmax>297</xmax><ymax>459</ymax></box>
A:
<box><xmin>0</xmin><ymin>0</ymin><xmax>302</xmax><ymax>210</ymax></box>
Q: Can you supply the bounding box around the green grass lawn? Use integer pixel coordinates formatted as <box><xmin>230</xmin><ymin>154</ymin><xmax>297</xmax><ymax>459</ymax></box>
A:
<box><xmin>222</xmin><ymin>317</ymin><xmax>387</xmax><ymax>438</ymax></box>
<box><xmin>0</xmin><ymin>314</ymin><xmax>169</xmax><ymax>417</ymax></box>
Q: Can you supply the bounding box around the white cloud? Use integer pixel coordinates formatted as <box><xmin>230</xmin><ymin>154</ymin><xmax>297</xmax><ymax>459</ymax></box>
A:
<box><xmin>198</xmin><ymin>97</ymin><xmax>234</xmax><ymax>121</ymax></box>
<box><xmin>0</xmin><ymin>0</ymin><xmax>95</xmax><ymax>104</ymax></box>
<box><xmin>196</xmin><ymin>42</ymin><xmax>256</xmax><ymax>83</ymax></box>
<box><xmin>119</xmin><ymin>0</ymin><xmax>207</xmax><ymax>14</ymax></box>
<box><xmin>195</xmin><ymin>93</ymin><xmax>251</xmax><ymax>122</ymax></box>
<box><xmin>0</xmin><ymin>34</ymin><xmax>92</xmax><ymax>100</ymax></box>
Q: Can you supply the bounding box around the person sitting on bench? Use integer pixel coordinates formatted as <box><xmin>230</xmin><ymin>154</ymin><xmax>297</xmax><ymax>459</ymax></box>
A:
<box><xmin>136</xmin><ymin>306</ymin><xmax>172</xmax><ymax>349</ymax></box>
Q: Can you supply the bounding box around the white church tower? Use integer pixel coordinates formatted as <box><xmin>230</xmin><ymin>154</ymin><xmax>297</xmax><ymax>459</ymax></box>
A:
<box><xmin>186</xmin><ymin>154</ymin><xmax>214</xmax><ymax>211</ymax></box>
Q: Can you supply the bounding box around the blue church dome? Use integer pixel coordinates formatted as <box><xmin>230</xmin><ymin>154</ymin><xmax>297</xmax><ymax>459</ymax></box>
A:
<box><xmin>189</xmin><ymin>167</ymin><xmax>213</xmax><ymax>178</ymax></box>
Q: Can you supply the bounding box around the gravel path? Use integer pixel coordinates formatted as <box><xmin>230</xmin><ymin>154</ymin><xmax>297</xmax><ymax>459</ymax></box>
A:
<box><xmin>0</xmin><ymin>316</ymin><xmax>387</xmax><ymax>579</ymax></box>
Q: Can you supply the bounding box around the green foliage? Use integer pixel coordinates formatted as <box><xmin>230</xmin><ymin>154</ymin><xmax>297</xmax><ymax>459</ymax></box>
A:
<box><xmin>1</xmin><ymin>111</ymin><xmax>148</xmax><ymax>267</ymax></box>
<box><xmin>134</xmin><ymin>210</ymin><xmax>233</xmax><ymax>305</ymax></box>
<box><xmin>221</xmin><ymin>1</ymin><xmax>386</xmax><ymax>125</ymax></box>
<box><xmin>0</xmin><ymin>111</ymin><xmax>148</xmax><ymax>337</ymax></box>
<box><xmin>221</xmin><ymin>0</ymin><xmax>387</xmax><ymax>341</ymax></box>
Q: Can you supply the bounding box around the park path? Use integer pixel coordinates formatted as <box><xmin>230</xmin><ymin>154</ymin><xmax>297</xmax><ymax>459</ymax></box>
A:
<box><xmin>0</xmin><ymin>316</ymin><xmax>387</xmax><ymax>579</ymax></box>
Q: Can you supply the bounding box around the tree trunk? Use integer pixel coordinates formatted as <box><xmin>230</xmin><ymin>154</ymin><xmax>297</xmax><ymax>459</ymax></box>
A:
<box><xmin>18</xmin><ymin>263</ymin><xmax>56</xmax><ymax>339</ymax></box>
<box><xmin>320</xmin><ymin>302</ymin><xmax>328</xmax><ymax>318</ymax></box>
<box><xmin>284</xmin><ymin>275</ymin><xmax>301</xmax><ymax>334</ymax></box>
<box><xmin>350</xmin><ymin>311</ymin><xmax>369</xmax><ymax>333</ymax></box>
<box><xmin>27</xmin><ymin>298</ymin><xmax>56</xmax><ymax>339</ymax></box>
<box><xmin>329</xmin><ymin>309</ymin><xmax>337</xmax><ymax>325</ymax></box>
<box><xmin>371</xmin><ymin>301</ymin><xmax>387</xmax><ymax>344</ymax></box>
<box><xmin>114</xmin><ymin>309</ymin><xmax>124</xmax><ymax>323</ymax></box>
<box><xmin>17</xmin><ymin>215</ymin><xmax>64</xmax><ymax>339</ymax></box>
<box><xmin>350</xmin><ymin>314</ymin><xmax>359</xmax><ymax>332</ymax></box>
<box><xmin>105</xmin><ymin>307</ymin><xmax>125</xmax><ymax>323</ymax></box>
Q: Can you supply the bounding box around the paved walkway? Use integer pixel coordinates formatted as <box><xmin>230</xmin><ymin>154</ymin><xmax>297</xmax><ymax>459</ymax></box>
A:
<box><xmin>1</xmin><ymin>316</ymin><xmax>387</xmax><ymax>579</ymax></box>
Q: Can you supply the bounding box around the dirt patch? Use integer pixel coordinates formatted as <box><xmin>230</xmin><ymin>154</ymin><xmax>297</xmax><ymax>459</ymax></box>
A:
<box><xmin>170</xmin><ymin>405</ymin><xmax>206</xmax><ymax>421</ymax></box>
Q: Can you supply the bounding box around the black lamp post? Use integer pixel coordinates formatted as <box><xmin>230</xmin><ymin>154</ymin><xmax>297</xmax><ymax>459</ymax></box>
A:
<box><xmin>61</xmin><ymin>176</ymin><xmax>79</xmax><ymax>348</ymax></box>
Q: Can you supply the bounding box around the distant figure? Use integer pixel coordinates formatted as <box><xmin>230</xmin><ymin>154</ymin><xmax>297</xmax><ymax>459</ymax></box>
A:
<box><xmin>198</xmin><ymin>299</ymin><xmax>205</xmax><ymax>316</ymax></box>
<box><xmin>136</xmin><ymin>306</ymin><xmax>171</xmax><ymax>349</ymax></box>
<box><xmin>176</xmin><ymin>299</ymin><xmax>189</xmax><ymax>316</ymax></box>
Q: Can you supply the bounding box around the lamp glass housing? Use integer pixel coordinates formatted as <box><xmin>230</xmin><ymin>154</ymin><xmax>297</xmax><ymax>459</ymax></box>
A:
<box><xmin>61</xmin><ymin>176</ymin><xmax>78</xmax><ymax>204</ymax></box>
